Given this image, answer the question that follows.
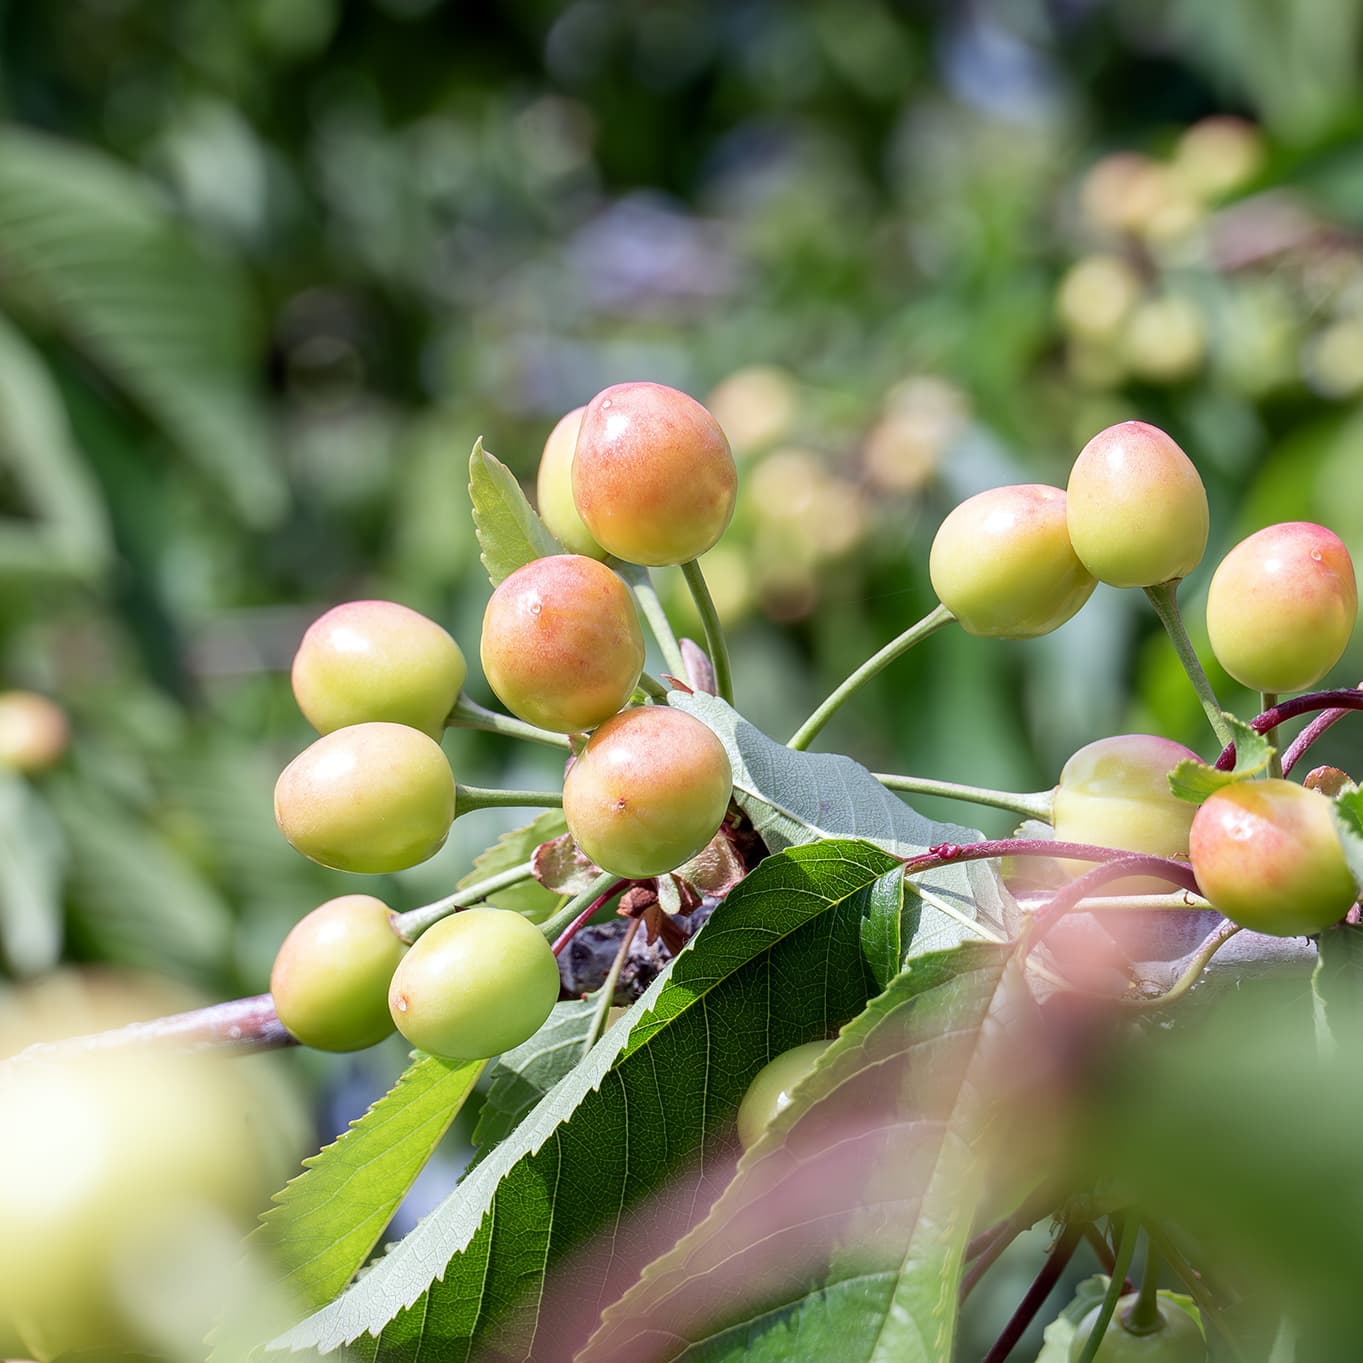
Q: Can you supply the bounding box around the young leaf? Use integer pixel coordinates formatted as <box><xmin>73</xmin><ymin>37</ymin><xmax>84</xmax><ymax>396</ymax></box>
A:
<box><xmin>468</xmin><ymin>438</ymin><xmax>563</xmax><ymax>586</ymax></box>
<box><xmin>461</xmin><ymin>809</ymin><xmax>567</xmax><ymax>921</ymax></box>
<box><xmin>267</xmin><ymin>839</ymin><xmax>910</xmax><ymax>1361</ymax></box>
<box><xmin>1168</xmin><ymin>715</ymin><xmax>1274</xmax><ymax>804</ymax></box>
<box><xmin>210</xmin><ymin>1054</ymin><xmax>483</xmax><ymax>1361</ymax></box>
<box><xmin>668</xmin><ymin>690</ymin><xmax>1017</xmax><ymax>948</ymax></box>
<box><xmin>580</xmin><ymin>942</ymin><xmax>1042</xmax><ymax>1363</ymax></box>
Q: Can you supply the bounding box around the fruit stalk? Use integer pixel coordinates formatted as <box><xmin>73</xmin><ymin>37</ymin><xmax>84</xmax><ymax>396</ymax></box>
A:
<box><xmin>980</xmin><ymin>1219</ymin><xmax>1084</xmax><ymax>1363</ymax></box>
<box><xmin>1143</xmin><ymin>581</ymin><xmax>1235</xmax><ymax>749</ymax></box>
<box><xmin>680</xmin><ymin>558</ymin><xmax>735</xmax><ymax>705</ymax></box>
<box><xmin>393</xmin><ymin>859</ymin><xmax>538</xmax><ymax>942</ymax></box>
<box><xmin>454</xmin><ymin>784</ymin><xmax>565</xmax><ymax>814</ymax></box>
<box><xmin>445</xmin><ymin>695</ymin><xmax>573</xmax><ymax>750</ymax></box>
<box><xmin>788</xmin><ymin>602</ymin><xmax>955</xmax><ymax>751</ymax></box>
<box><xmin>618</xmin><ymin>563</ymin><xmax>688</xmax><ymax>678</ymax></box>
<box><xmin>876</xmin><ymin>772</ymin><xmax>1054</xmax><ymax>821</ymax></box>
<box><xmin>1072</xmin><ymin>1216</ymin><xmax>1141</xmax><ymax>1363</ymax></box>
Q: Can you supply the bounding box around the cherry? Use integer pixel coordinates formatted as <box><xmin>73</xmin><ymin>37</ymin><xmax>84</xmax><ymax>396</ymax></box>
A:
<box><xmin>270</xmin><ymin>895</ymin><xmax>406</xmax><ymax>1052</ymax></box>
<box><xmin>0</xmin><ymin>690</ymin><xmax>69</xmax><ymax>773</ymax></box>
<box><xmin>928</xmin><ymin>484</ymin><xmax>1096</xmax><ymax>637</ymax></box>
<box><xmin>1205</xmin><ymin>522</ymin><xmax>1357</xmax><ymax>693</ymax></box>
<box><xmin>1189</xmin><ymin>779</ymin><xmax>1358</xmax><ymax>936</ymax></box>
<box><xmin>387</xmin><ymin>908</ymin><xmax>561</xmax><ymax>1060</ymax></box>
<box><xmin>535</xmin><ymin>406</ymin><xmax>606</xmax><ymax>559</ymax></box>
<box><xmin>274</xmin><ymin>722</ymin><xmax>456</xmax><ymax>873</ymax></box>
<box><xmin>562</xmin><ymin>706</ymin><xmax>733</xmax><ymax>879</ymax></box>
<box><xmin>572</xmin><ymin>382</ymin><xmax>738</xmax><ymax>566</ymax></box>
<box><xmin>736</xmin><ymin>1040</ymin><xmax>831</xmax><ymax>1150</ymax></box>
<box><xmin>1066</xmin><ymin>421</ymin><xmax>1209</xmax><ymax>588</ymax></box>
<box><xmin>291</xmin><ymin>600</ymin><xmax>466</xmax><ymax>740</ymax></box>
<box><xmin>1068</xmin><ymin>1293</ymin><xmax>1206</xmax><ymax>1361</ymax></box>
<box><xmin>480</xmin><ymin>554</ymin><xmax>645</xmax><ymax>734</ymax></box>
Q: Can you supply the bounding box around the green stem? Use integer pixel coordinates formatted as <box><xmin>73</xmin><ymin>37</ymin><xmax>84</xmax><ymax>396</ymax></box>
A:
<box><xmin>581</xmin><ymin>916</ymin><xmax>642</xmax><ymax>1057</ymax></box>
<box><xmin>393</xmin><ymin>860</ymin><xmax>537</xmax><ymax>943</ymax></box>
<box><xmin>788</xmin><ymin>603</ymin><xmax>955</xmax><ymax>751</ymax></box>
<box><xmin>620</xmin><ymin>564</ymin><xmax>688</xmax><ymax>678</ymax></box>
<box><xmin>1144</xmin><ymin>583</ymin><xmax>1235</xmax><ymax>750</ymax></box>
<box><xmin>1123</xmin><ymin>1232</ymin><xmax>1162</xmax><ymax>1334</ymax></box>
<box><xmin>539</xmin><ymin>871</ymin><xmax>620</xmax><ymax>945</ymax></box>
<box><xmin>446</xmin><ymin>695</ymin><xmax>572</xmax><ymax>751</ymax></box>
<box><xmin>680</xmin><ymin>558</ymin><xmax>734</xmax><ymax>705</ymax></box>
<box><xmin>456</xmin><ymin>784</ymin><xmax>563</xmax><ymax>814</ymax></box>
<box><xmin>1074</xmin><ymin>1216</ymin><xmax>1141</xmax><ymax>1363</ymax></box>
<box><xmin>1122</xmin><ymin>920</ymin><xmax>1241</xmax><ymax>1010</ymax></box>
<box><xmin>1262</xmin><ymin>692</ymin><xmax>1283</xmax><ymax>779</ymax></box>
<box><xmin>638</xmin><ymin>672</ymin><xmax>670</xmax><ymax>702</ymax></box>
<box><xmin>876</xmin><ymin>772</ymin><xmax>1054</xmax><ymax>822</ymax></box>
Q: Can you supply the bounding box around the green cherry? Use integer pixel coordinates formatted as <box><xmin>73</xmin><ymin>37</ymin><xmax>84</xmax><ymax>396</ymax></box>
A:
<box><xmin>1068</xmin><ymin>1294</ymin><xmax>1207</xmax><ymax>1362</ymax></box>
<box><xmin>737</xmin><ymin>1041</ymin><xmax>831</xmax><ymax>1150</ymax></box>
<box><xmin>536</xmin><ymin>406</ymin><xmax>606</xmax><ymax>559</ymax></box>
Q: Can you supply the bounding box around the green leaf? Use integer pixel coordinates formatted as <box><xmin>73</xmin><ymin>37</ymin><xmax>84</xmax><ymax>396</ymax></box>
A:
<box><xmin>1168</xmin><ymin>715</ymin><xmax>1274</xmax><ymax>803</ymax></box>
<box><xmin>0</xmin><ymin>312</ymin><xmax>113</xmax><ymax>582</ymax></box>
<box><xmin>1312</xmin><ymin>922</ymin><xmax>1363</xmax><ymax>1054</ymax></box>
<box><xmin>0</xmin><ymin>127</ymin><xmax>284</xmax><ymax>526</ymax></box>
<box><xmin>268</xmin><ymin>840</ymin><xmax>910</xmax><ymax>1360</ymax></box>
<box><xmin>459</xmin><ymin>809</ymin><xmax>567</xmax><ymax>922</ymax></box>
<box><xmin>1330</xmin><ymin>787</ymin><xmax>1363</xmax><ymax>894</ymax></box>
<box><xmin>469</xmin><ymin>994</ymin><xmax>600</xmax><ymax>1160</ymax></box>
<box><xmin>669</xmin><ymin>691</ymin><xmax>1017</xmax><ymax>950</ymax></box>
<box><xmin>0</xmin><ymin>772</ymin><xmax>66</xmax><ymax>975</ymax></box>
<box><xmin>580</xmin><ymin>942</ymin><xmax>1038</xmax><ymax>1363</ymax></box>
<box><xmin>468</xmin><ymin>437</ymin><xmax>563</xmax><ymax>586</ymax></box>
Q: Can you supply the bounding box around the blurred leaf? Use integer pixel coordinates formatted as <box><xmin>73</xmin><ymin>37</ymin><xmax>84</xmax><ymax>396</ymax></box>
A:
<box><xmin>47</xmin><ymin>780</ymin><xmax>233</xmax><ymax>988</ymax></box>
<box><xmin>460</xmin><ymin>809</ymin><xmax>567</xmax><ymax>921</ymax></box>
<box><xmin>1168</xmin><ymin>716</ymin><xmax>1274</xmax><ymax>803</ymax></box>
<box><xmin>469</xmin><ymin>994</ymin><xmax>599</xmax><ymax>1161</ymax></box>
<box><xmin>468</xmin><ymin>437</ymin><xmax>562</xmax><ymax>587</ymax></box>
<box><xmin>669</xmin><ymin>691</ymin><xmax>1017</xmax><ymax>950</ymax></box>
<box><xmin>0</xmin><ymin>771</ymin><xmax>65</xmax><ymax>975</ymax></box>
<box><xmin>1311</xmin><ymin>921</ymin><xmax>1363</xmax><ymax>1053</ymax></box>
<box><xmin>269</xmin><ymin>839</ymin><xmax>911</xmax><ymax>1360</ymax></box>
<box><xmin>215</xmin><ymin>1052</ymin><xmax>485</xmax><ymax>1360</ymax></box>
<box><xmin>0</xmin><ymin>312</ymin><xmax>113</xmax><ymax>581</ymax></box>
<box><xmin>1330</xmin><ymin>787</ymin><xmax>1363</xmax><ymax>895</ymax></box>
<box><xmin>580</xmin><ymin>943</ymin><xmax>1034</xmax><ymax>1363</ymax></box>
<box><xmin>0</xmin><ymin>127</ymin><xmax>284</xmax><ymax>526</ymax></box>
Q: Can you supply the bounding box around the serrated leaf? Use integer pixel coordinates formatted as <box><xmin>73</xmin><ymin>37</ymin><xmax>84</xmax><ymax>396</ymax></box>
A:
<box><xmin>1168</xmin><ymin>715</ymin><xmax>1274</xmax><ymax>803</ymax></box>
<box><xmin>235</xmin><ymin>1054</ymin><xmax>483</xmax><ymax>1336</ymax></box>
<box><xmin>0</xmin><ymin>312</ymin><xmax>113</xmax><ymax>582</ymax></box>
<box><xmin>0</xmin><ymin>772</ymin><xmax>66</xmax><ymax>974</ymax></box>
<box><xmin>268</xmin><ymin>840</ymin><xmax>910</xmax><ymax>1360</ymax></box>
<box><xmin>668</xmin><ymin>691</ymin><xmax>1017</xmax><ymax>950</ymax></box>
<box><xmin>468</xmin><ymin>438</ymin><xmax>563</xmax><ymax>586</ymax></box>
<box><xmin>580</xmin><ymin>942</ymin><xmax>1040</xmax><ymax>1363</ymax></box>
<box><xmin>459</xmin><ymin>810</ymin><xmax>568</xmax><ymax>922</ymax></box>
<box><xmin>470</xmin><ymin>995</ymin><xmax>601</xmax><ymax>1160</ymax></box>
<box><xmin>0</xmin><ymin>128</ymin><xmax>284</xmax><ymax>526</ymax></box>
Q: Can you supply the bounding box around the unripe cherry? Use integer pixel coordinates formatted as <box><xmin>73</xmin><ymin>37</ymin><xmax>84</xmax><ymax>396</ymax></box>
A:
<box><xmin>1052</xmin><ymin>734</ymin><xmax>1201</xmax><ymax>893</ymax></box>
<box><xmin>1189</xmin><ymin>779</ymin><xmax>1358</xmax><ymax>936</ymax></box>
<box><xmin>1205</xmin><ymin>522</ymin><xmax>1357</xmax><ymax>693</ymax></box>
<box><xmin>1068</xmin><ymin>1294</ymin><xmax>1206</xmax><ymax>1362</ymax></box>
<box><xmin>480</xmin><ymin>555</ymin><xmax>644</xmax><ymax>734</ymax></box>
<box><xmin>572</xmin><ymin>382</ymin><xmax>737</xmax><ymax>566</ymax></box>
<box><xmin>291</xmin><ymin>600</ymin><xmax>466</xmax><ymax>739</ymax></box>
<box><xmin>928</xmin><ymin>484</ymin><xmax>1096</xmax><ymax>637</ymax></box>
<box><xmin>563</xmin><ymin>706</ymin><xmax>733</xmax><ymax>879</ymax></box>
<box><xmin>0</xmin><ymin>690</ymin><xmax>69</xmax><ymax>773</ymax></box>
<box><xmin>388</xmin><ymin>908</ymin><xmax>561</xmax><ymax>1060</ymax></box>
<box><xmin>274</xmin><ymin>722</ymin><xmax>456</xmax><ymax>873</ymax></box>
<box><xmin>1066</xmin><ymin>421</ymin><xmax>1209</xmax><ymax>587</ymax></box>
<box><xmin>270</xmin><ymin>895</ymin><xmax>406</xmax><ymax>1051</ymax></box>
<box><xmin>535</xmin><ymin>406</ymin><xmax>606</xmax><ymax>559</ymax></box>
<box><xmin>737</xmin><ymin>1040</ymin><xmax>831</xmax><ymax>1150</ymax></box>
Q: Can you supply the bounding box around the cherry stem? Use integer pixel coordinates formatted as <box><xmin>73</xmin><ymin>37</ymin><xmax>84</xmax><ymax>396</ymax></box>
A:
<box><xmin>1121</xmin><ymin>920</ymin><xmax>1241</xmax><ymax>1010</ymax></box>
<box><xmin>446</xmin><ymin>695</ymin><xmax>572</xmax><ymax>751</ymax></box>
<box><xmin>456</xmin><ymin>785</ymin><xmax>564</xmax><ymax>815</ymax></box>
<box><xmin>980</xmin><ymin>1219</ymin><xmax>1084</xmax><ymax>1363</ymax></box>
<box><xmin>1073</xmin><ymin>1215</ymin><xmax>1141</xmax><ymax>1363</ymax></box>
<box><xmin>1144</xmin><ymin>582</ymin><xmax>1236</xmax><ymax>750</ymax></box>
<box><xmin>393</xmin><ymin>859</ymin><xmax>538</xmax><ymax>942</ymax></box>
<box><xmin>901</xmin><ymin>838</ymin><xmax>1193</xmax><ymax>883</ymax></box>
<box><xmin>638</xmin><ymin>672</ymin><xmax>671</xmax><ymax>702</ymax></box>
<box><xmin>1083</xmin><ymin>1223</ymin><xmax>1121</xmax><ymax>1277</ymax></box>
<box><xmin>877</xmin><ymin>772</ymin><xmax>1054</xmax><ymax>822</ymax></box>
<box><xmin>961</xmin><ymin>1183</ymin><xmax>1063</xmax><ymax>1302</ymax></box>
<box><xmin>1216</xmin><ymin>688</ymin><xmax>1363</xmax><ymax>772</ymax></box>
<box><xmin>618</xmin><ymin>563</ymin><xmax>688</xmax><ymax>679</ymax></box>
<box><xmin>1025</xmin><ymin>856</ymin><xmax>1202</xmax><ymax>947</ymax></box>
<box><xmin>680</xmin><ymin>558</ymin><xmax>734</xmax><ymax>706</ymax></box>
<box><xmin>543</xmin><ymin>872</ymin><xmax>628</xmax><ymax>954</ymax></box>
<box><xmin>582</xmin><ymin>916</ymin><xmax>643</xmax><ymax>1057</ymax></box>
<box><xmin>787</xmin><ymin>602</ymin><xmax>954</xmax><ymax>751</ymax></box>
<box><xmin>1283</xmin><ymin>702</ymin><xmax>1356</xmax><ymax>777</ymax></box>
<box><xmin>1124</xmin><ymin>1233</ymin><xmax>1163</xmax><ymax>1334</ymax></box>
<box><xmin>14</xmin><ymin>994</ymin><xmax>294</xmax><ymax>1061</ymax></box>
<box><xmin>1260</xmin><ymin>692</ymin><xmax>1284</xmax><ymax>779</ymax></box>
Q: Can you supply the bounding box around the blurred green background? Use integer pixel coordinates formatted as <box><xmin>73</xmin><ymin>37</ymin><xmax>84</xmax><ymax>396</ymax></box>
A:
<box><xmin>3</xmin><ymin>0</ymin><xmax>1363</xmax><ymax>1350</ymax></box>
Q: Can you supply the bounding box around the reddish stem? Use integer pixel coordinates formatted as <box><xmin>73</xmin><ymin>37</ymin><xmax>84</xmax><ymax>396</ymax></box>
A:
<box><xmin>1214</xmin><ymin>689</ymin><xmax>1363</xmax><ymax>771</ymax></box>
<box><xmin>552</xmin><ymin>880</ymin><xmax>630</xmax><ymax>956</ymax></box>
<box><xmin>981</xmin><ymin>1220</ymin><xmax>1084</xmax><ymax>1363</ymax></box>
<box><xmin>902</xmin><ymin>839</ymin><xmax>1191</xmax><ymax>881</ymax></box>
<box><xmin>1026</xmin><ymin>856</ymin><xmax>1201</xmax><ymax>946</ymax></box>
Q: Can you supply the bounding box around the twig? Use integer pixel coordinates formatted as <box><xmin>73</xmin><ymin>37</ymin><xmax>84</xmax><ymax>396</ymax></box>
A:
<box><xmin>981</xmin><ymin>1220</ymin><xmax>1084</xmax><ymax>1363</ymax></box>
